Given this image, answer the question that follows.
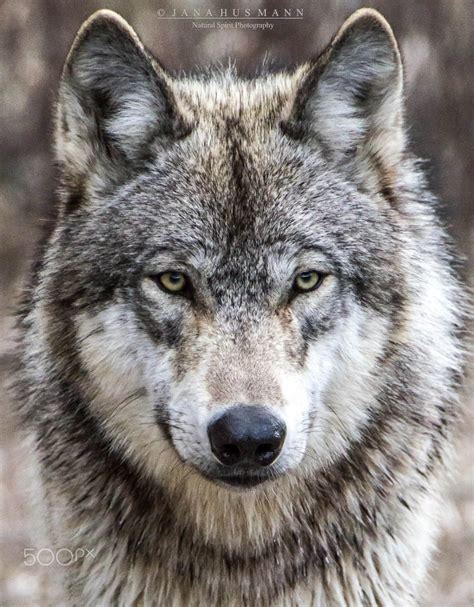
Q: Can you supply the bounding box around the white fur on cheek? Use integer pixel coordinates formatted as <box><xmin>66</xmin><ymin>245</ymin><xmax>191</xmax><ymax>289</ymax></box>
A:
<box><xmin>277</xmin><ymin>371</ymin><xmax>311</xmax><ymax>469</ymax></box>
<box><xmin>164</xmin><ymin>364</ymin><xmax>214</xmax><ymax>466</ymax></box>
<box><xmin>302</xmin><ymin>307</ymin><xmax>390</xmax><ymax>472</ymax></box>
<box><xmin>74</xmin><ymin>304</ymin><xmax>182</xmax><ymax>480</ymax></box>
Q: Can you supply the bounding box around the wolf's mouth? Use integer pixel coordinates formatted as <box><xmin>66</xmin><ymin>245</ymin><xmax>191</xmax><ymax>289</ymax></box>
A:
<box><xmin>209</xmin><ymin>471</ymin><xmax>279</xmax><ymax>490</ymax></box>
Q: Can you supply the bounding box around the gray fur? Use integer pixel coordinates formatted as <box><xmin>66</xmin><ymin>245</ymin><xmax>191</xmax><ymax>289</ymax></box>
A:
<box><xmin>16</xmin><ymin>8</ymin><xmax>466</xmax><ymax>607</ymax></box>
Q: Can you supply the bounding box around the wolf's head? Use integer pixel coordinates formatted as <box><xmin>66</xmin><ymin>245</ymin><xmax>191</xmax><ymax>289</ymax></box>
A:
<box><xmin>47</xmin><ymin>9</ymin><xmax>410</xmax><ymax>492</ymax></box>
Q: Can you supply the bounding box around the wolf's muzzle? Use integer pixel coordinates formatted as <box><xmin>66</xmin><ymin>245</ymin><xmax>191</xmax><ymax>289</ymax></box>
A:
<box><xmin>207</xmin><ymin>405</ymin><xmax>286</xmax><ymax>468</ymax></box>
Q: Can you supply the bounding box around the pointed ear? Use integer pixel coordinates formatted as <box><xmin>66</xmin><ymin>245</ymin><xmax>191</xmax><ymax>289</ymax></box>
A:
<box><xmin>285</xmin><ymin>9</ymin><xmax>404</xmax><ymax>192</ymax></box>
<box><xmin>56</xmin><ymin>10</ymin><xmax>189</xmax><ymax>208</ymax></box>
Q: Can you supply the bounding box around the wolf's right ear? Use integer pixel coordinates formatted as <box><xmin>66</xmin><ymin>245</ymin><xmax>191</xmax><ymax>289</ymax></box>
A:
<box><xmin>56</xmin><ymin>10</ymin><xmax>188</xmax><ymax>207</ymax></box>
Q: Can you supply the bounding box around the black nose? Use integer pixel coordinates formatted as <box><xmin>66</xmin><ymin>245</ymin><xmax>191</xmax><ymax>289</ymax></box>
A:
<box><xmin>208</xmin><ymin>405</ymin><xmax>286</xmax><ymax>468</ymax></box>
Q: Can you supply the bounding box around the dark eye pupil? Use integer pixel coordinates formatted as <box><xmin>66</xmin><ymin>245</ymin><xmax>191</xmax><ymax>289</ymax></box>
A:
<box><xmin>299</xmin><ymin>272</ymin><xmax>313</xmax><ymax>281</ymax></box>
<box><xmin>169</xmin><ymin>272</ymin><xmax>182</xmax><ymax>283</ymax></box>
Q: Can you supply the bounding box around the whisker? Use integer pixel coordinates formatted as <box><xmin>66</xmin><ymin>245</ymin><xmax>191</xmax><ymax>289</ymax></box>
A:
<box><xmin>107</xmin><ymin>387</ymin><xmax>147</xmax><ymax>423</ymax></box>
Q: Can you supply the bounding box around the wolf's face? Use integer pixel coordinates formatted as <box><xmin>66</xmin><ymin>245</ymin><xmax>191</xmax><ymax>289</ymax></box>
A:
<box><xmin>49</xmin><ymin>9</ymin><xmax>405</xmax><ymax>491</ymax></box>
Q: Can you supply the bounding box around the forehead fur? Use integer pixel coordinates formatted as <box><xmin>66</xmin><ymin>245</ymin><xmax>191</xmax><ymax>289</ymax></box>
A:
<box><xmin>172</xmin><ymin>67</ymin><xmax>309</xmax><ymax>126</ymax></box>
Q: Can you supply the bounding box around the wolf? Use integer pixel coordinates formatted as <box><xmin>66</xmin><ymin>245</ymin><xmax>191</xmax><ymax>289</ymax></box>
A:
<box><xmin>16</xmin><ymin>7</ymin><xmax>465</xmax><ymax>607</ymax></box>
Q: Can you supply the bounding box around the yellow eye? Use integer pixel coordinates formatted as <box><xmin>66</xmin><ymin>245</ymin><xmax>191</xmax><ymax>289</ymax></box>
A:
<box><xmin>158</xmin><ymin>271</ymin><xmax>188</xmax><ymax>294</ymax></box>
<box><xmin>294</xmin><ymin>270</ymin><xmax>323</xmax><ymax>292</ymax></box>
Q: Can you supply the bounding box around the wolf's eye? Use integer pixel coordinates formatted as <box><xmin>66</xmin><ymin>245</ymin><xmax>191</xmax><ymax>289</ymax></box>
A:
<box><xmin>293</xmin><ymin>270</ymin><xmax>324</xmax><ymax>293</ymax></box>
<box><xmin>157</xmin><ymin>271</ymin><xmax>188</xmax><ymax>294</ymax></box>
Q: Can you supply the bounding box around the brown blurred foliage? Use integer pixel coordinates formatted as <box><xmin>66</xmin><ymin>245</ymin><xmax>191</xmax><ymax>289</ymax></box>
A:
<box><xmin>0</xmin><ymin>1</ymin><xmax>472</xmax><ymax>605</ymax></box>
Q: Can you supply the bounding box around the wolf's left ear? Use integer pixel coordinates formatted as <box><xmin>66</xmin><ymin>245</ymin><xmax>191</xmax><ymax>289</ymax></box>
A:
<box><xmin>286</xmin><ymin>9</ymin><xmax>404</xmax><ymax>188</ymax></box>
<box><xmin>56</xmin><ymin>10</ymin><xmax>188</xmax><ymax>203</ymax></box>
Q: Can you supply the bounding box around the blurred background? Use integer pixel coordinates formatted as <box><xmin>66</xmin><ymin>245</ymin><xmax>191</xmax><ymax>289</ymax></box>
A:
<box><xmin>0</xmin><ymin>1</ymin><xmax>472</xmax><ymax>605</ymax></box>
